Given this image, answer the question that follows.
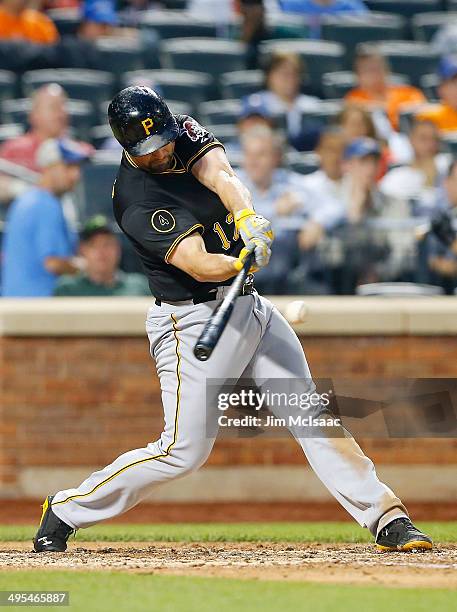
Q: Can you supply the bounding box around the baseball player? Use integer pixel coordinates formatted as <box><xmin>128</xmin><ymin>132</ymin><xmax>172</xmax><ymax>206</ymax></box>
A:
<box><xmin>34</xmin><ymin>87</ymin><xmax>432</xmax><ymax>553</ymax></box>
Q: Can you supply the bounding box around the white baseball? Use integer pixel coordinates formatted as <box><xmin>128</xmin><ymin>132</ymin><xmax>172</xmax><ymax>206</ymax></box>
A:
<box><xmin>284</xmin><ymin>300</ymin><xmax>308</xmax><ymax>324</ymax></box>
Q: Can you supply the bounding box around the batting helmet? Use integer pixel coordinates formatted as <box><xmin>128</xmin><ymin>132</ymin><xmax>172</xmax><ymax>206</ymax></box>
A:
<box><xmin>108</xmin><ymin>86</ymin><xmax>179</xmax><ymax>156</ymax></box>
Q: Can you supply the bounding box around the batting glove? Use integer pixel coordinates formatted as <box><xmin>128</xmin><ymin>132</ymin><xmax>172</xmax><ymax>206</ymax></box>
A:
<box><xmin>233</xmin><ymin>244</ymin><xmax>262</xmax><ymax>273</ymax></box>
<box><xmin>234</xmin><ymin>209</ymin><xmax>274</xmax><ymax>269</ymax></box>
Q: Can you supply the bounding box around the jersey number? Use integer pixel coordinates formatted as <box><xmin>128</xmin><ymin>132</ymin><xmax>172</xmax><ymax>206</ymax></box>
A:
<box><xmin>213</xmin><ymin>213</ymin><xmax>239</xmax><ymax>251</ymax></box>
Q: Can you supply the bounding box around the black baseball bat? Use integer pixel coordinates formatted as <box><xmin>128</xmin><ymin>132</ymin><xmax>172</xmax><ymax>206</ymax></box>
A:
<box><xmin>193</xmin><ymin>252</ymin><xmax>255</xmax><ymax>362</ymax></box>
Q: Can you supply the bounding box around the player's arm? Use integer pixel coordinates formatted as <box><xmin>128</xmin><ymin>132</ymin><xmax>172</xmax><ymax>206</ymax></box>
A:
<box><xmin>191</xmin><ymin>146</ymin><xmax>253</xmax><ymax>217</ymax></box>
<box><xmin>168</xmin><ymin>231</ymin><xmax>254</xmax><ymax>282</ymax></box>
<box><xmin>192</xmin><ymin>147</ymin><xmax>274</xmax><ymax>267</ymax></box>
<box><xmin>44</xmin><ymin>256</ymin><xmax>85</xmax><ymax>276</ymax></box>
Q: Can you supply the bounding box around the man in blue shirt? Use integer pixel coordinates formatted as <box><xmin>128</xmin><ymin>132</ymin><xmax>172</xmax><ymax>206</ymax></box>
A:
<box><xmin>280</xmin><ymin>0</ymin><xmax>367</xmax><ymax>14</ymax></box>
<box><xmin>1</xmin><ymin>139</ymin><xmax>89</xmax><ymax>297</ymax></box>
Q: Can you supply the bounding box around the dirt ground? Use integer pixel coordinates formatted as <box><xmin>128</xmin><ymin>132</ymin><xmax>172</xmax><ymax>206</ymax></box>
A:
<box><xmin>1</xmin><ymin>542</ymin><xmax>456</xmax><ymax>588</ymax></box>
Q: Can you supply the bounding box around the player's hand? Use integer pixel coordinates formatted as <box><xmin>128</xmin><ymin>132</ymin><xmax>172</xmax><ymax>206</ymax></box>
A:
<box><xmin>233</xmin><ymin>245</ymin><xmax>261</xmax><ymax>273</ymax></box>
<box><xmin>234</xmin><ymin>209</ymin><xmax>274</xmax><ymax>268</ymax></box>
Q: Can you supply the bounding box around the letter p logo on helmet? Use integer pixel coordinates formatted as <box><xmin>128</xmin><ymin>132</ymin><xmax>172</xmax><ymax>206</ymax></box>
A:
<box><xmin>141</xmin><ymin>118</ymin><xmax>154</xmax><ymax>136</ymax></box>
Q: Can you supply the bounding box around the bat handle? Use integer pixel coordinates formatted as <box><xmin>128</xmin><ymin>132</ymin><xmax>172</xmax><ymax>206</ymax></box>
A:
<box><xmin>193</xmin><ymin>251</ymin><xmax>255</xmax><ymax>361</ymax></box>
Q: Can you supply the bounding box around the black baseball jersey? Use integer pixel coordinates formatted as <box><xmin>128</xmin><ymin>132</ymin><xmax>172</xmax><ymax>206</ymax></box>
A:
<box><xmin>112</xmin><ymin>115</ymin><xmax>243</xmax><ymax>300</ymax></box>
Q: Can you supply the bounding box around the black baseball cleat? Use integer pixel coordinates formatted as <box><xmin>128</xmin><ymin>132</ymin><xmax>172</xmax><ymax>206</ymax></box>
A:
<box><xmin>376</xmin><ymin>517</ymin><xmax>433</xmax><ymax>552</ymax></box>
<box><xmin>33</xmin><ymin>495</ymin><xmax>75</xmax><ymax>552</ymax></box>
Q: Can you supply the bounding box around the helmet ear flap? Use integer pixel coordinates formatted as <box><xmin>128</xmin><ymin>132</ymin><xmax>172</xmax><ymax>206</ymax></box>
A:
<box><xmin>108</xmin><ymin>86</ymin><xmax>178</xmax><ymax>155</ymax></box>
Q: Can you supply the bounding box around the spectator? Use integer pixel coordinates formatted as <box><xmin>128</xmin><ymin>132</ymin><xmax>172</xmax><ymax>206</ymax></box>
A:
<box><xmin>248</xmin><ymin>51</ymin><xmax>321</xmax><ymax>151</ymax></box>
<box><xmin>380</xmin><ymin>120</ymin><xmax>450</xmax><ymax>217</ymax></box>
<box><xmin>431</xmin><ymin>23</ymin><xmax>457</xmax><ymax>57</ymax></box>
<box><xmin>55</xmin><ymin>216</ymin><xmax>151</xmax><ymax>296</ymax></box>
<box><xmin>224</xmin><ymin>95</ymin><xmax>278</xmax><ymax>161</ymax></box>
<box><xmin>345</xmin><ymin>47</ymin><xmax>426</xmax><ymax>132</ymax></box>
<box><xmin>0</xmin><ymin>84</ymin><xmax>93</xmax><ymax>203</ymax></box>
<box><xmin>1</xmin><ymin>139</ymin><xmax>89</xmax><ymax>297</ymax></box>
<box><xmin>237</xmin><ymin>126</ymin><xmax>342</xmax><ymax>293</ymax></box>
<box><xmin>335</xmin><ymin>104</ymin><xmax>391</xmax><ymax>176</ymax></box>
<box><xmin>325</xmin><ymin>137</ymin><xmax>411</xmax><ymax>292</ymax></box>
<box><xmin>78</xmin><ymin>0</ymin><xmax>139</xmax><ymax>40</ymax></box>
<box><xmin>422</xmin><ymin>161</ymin><xmax>457</xmax><ymax>293</ymax></box>
<box><xmin>301</xmin><ymin>127</ymin><xmax>346</xmax><ymax>201</ymax></box>
<box><xmin>417</xmin><ymin>56</ymin><xmax>457</xmax><ymax>134</ymax></box>
<box><xmin>0</xmin><ymin>0</ymin><xmax>59</xmax><ymax>45</ymax></box>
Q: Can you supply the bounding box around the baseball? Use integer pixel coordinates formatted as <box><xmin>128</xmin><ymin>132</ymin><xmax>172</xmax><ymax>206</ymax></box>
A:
<box><xmin>284</xmin><ymin>300</ymin><xmax>308</xmax><ymax>324</ymax></box>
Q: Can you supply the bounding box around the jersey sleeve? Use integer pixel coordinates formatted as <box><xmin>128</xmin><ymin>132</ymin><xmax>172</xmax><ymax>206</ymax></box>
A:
<box><xmin>120</xmin><ymin>201</ymin><xmax>204</xmax><ymax>264</ymax></box>
<box><xmin>174</xmin><ymin>115</ymin><xmax>225</xmax><ymax>172</ymax></box>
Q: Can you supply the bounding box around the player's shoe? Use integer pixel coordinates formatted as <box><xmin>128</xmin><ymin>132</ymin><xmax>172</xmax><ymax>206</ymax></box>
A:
<box><xmin>376</xmin><ymin>517</ymin><xmax>433</xmax><ymax>552</ymax></box>
<box><xmin>33</xmin><ymin>495</ymin><xmax>75</xmax><ymax>552</ymax></box>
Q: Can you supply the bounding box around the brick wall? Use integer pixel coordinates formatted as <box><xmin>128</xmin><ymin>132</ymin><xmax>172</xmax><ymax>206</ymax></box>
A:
<box><xmin>1</xmin><ymin>335</ymin><xmax>457</xmax><ymax>494</ymax></box>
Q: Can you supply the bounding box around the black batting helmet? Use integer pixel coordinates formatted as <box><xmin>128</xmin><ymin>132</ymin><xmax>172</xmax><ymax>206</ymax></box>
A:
<box><xmin>108</xmin><ymin>86</ymin><xmax>179</xmax><ymax>156</ymax></box>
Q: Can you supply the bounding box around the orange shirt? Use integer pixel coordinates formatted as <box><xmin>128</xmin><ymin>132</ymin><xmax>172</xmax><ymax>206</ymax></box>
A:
<box><xmin>345</xmin><ymin>84</ymin><xmax>426</xmax><ymax>131</ymax></box>
<box><xmin>0</xmin><ymin>8</ymin><xmax>59</xmax><ymax>45</ymax></box>
<box><xmin>416</xmin><ymin>103</ymin><xmax>457</xmax><ymax>133</ymax></box>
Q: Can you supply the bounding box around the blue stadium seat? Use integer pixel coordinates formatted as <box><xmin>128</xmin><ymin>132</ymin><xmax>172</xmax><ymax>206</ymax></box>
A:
<box><xmin>199</xmin><ymin>100</ymin><xmax>242</xmax><ymax>127</ymax></box>
<box><xmin>286</xmin><ymin>151</ymin><xmax>320</xmax><ymax>175</ymax></box>
<box><xmin>140</xmin><ymin>10</ymin><xmax>218</xmax><ymax>39</ymax></box>
<box><xmin>412</xmin><ymin>12</ymin><xmax>457</xmax><ymax>42</ymax></box>
<box><xmin>220</xmin><ymin>70</ymin><xmax>264</xmax><ymax>99</ymax></box>
<box><xmin>322</xmin><ymin>70</ymin><xmax>410</xmax><ymax>99</ymax></box>
<box><xmin>370</xmin><ymin>41</ymin><xmax>439</xmax><ymax>87</ymax></box>
<box><xmin>22</xmin><ymin>69</ymin><xmax>115</xmax><ymax>122</ymax></box>
<box><xmin>0</xmin><ymin>123</ymin><xmax>23</xmax><ymax>145</ymax></box>
<box><xmin>80</xmin><ymin>158</ymin><xmax>119</xmax><ymax>220</ymax></box>
<box><xmin>94</xmin><ymin>38</ymin><xmax>146</xmax><ymax>77</ymax></box>
<box><xmin>2</xmin><ymin>98</ymin><xmax>94</xmax><ymax>140</ymax></box>
<box><xmin>421</xmin><ymin>73</ymin><xmax>439</xmax><ymax>100</ymax></box>
<box><xmin>0</xmin><ymin>71</ymin><xmax>16</xmax><ymax>117</ymax></box>
<box><xmin>442</xmin><ymin>133</ymin><xmax>457</xmax><ymax>156</ymax></box>
<box><xmin>122</xmin><ymin>70</ymin><xmax>212</xmax><ymax>110</ymax></box>
<box><xmin>161</xmin><ymin>0</ymin><xmax>188</xmax><ymax>8</ymax></box>
<box><xmin>299</xmin><ymin>101</ymin><xmax>343</xmax><ymax>132</ymax></box>
<box><xmin>365</xmin><ymin>0</ymin><xmax>443</xmax><ymax>18</ymax></box>
<box><xmin>321</xmin><ymin>14</ymin><xmax>406</xmax><ymax>68</ymax></box>
<box><xmin>161</xmin><ymin>38</ymin><xmax>247</xmax><ymax>96</ymax></box>
<box><xmin>47</xmin><ymin>8</ymin><xmax>81</xmax><ymax>36</ymax></box>
<box><xmin>259</xmin><ymin>40</ymin><xmax>345</xmax><ymax>98</ymax></box>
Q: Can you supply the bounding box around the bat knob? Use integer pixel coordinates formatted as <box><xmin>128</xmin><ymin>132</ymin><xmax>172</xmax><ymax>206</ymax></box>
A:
<box><xmin>193</xmin><ymin>344</ymin><xmax>211</xmax><ymax>361</ymax></box>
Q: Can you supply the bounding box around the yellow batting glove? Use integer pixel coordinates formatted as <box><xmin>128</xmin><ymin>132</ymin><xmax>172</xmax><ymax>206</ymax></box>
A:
<box><xmin>233</xmin><ymin>245</ymin><xmax>260</xmax><ymax>273</ymax></box>
<box><xmin>234</xmin><ymin>209</ymin><xmax>275</xmax><ymax>245</ymax></box>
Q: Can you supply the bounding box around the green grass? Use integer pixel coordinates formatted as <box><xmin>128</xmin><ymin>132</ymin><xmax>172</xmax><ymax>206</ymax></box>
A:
<box><xmin>0</xmin><ymin>572</ymin><xmax>455</xmax><ymax>612</ymax></box>
<box><xmin>1</xmin><ymin>521</ymin><xmax>456</xmax><ymax>543</ymax></box>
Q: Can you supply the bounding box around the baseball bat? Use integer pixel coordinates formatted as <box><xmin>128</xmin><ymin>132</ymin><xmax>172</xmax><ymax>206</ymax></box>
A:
<box><xmin>193</xmin><ymin>251</ymin><xmax>255</xmax><ymax>362</ymax></box>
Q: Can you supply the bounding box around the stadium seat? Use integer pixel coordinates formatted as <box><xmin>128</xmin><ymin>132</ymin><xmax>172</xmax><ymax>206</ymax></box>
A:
<box><xmin>370</xmin><ymin>41</ymin><xmax>439</xmax><ymax>87</ymax></box>
<box><xmin>442</xmin><ymin>132</ymin><xmax>457</xmax><ymax>156</ymax></box>
<box><xmin>412</xmin><ymin>12</ymin><xmax>457</xmax><ymax>42</ymax></box>
<box><xmin>0</xmin><ymin>71</ymin><xmax>16</xmax><ymax>114</ymax></box>
<box><xmin>299</xmin><ymin>101</ymin><xmax>343</xmax><ymax>132</ymax></box>
<box><xmin>321</xmin><ymin>13</ymin><xmax>406</xmax><ymax>68</ymax></box>
<box><xmin>259</xmin><ymin>40</ymin><xmax>345</xmax><ymax>97</ymax></box>
<box><xmin>266</xmin><ymin>12</ymin><xmax>309</xmax><ymax>39</ymax></box>
<box><xmin>22</xmin><ymin>70</ymin><xmax>115</xmax><ymax>121</ymax></box>
<box><xmin>322</xmin><ymin>71</ymin><xmax>410</xmax><ymax>99</ymax></box>
<box><xmin>94</xmin><ymin>38</ymin><xmax>146</xmax><ymax>77</ymax></box>
<box><xmin>365</xmin><ymin>0</ymin><xmax>443</xmax><ymax>18</ymax></box>
<box><xmin>122</xmin><ymin>70</ymin><xmax>212</xmax><ymax>109</ymax></box>
<box><xmin>80</xmin><ymin>159</ymin><xmax>119</xmax><ymax>220</ymax></box>
<box><xmin>160</xmin><ymin>39</ymin><xmax>247</xmax><ymax>96</ymax></box>
<box><xmin>161</xmin><ymin>0</ymin><xmax>188</xmax><ymax>8</ymax></box>
<box><xmin>0</xmin><ymin>123</ymin><xmax>23</xmax><ymax>145</ymax></box>
<box><xmin>286</xmin><ymin>151</ymin><xmax>320</xmax><ymax>175</ymax></box>
<box><xmin>2</xmin><ymin>98</ymin><xmax>94</xmax><ymax>140</ymax></box>
<box><xmin>421</xmin><ymin>73</ymin><xmax>439</xmax><ymax>100</ymax></box>
<box><xmin>140</xmin><ymin>10</ymin><xmax>218</xmax><ymax>39</ymax></box>
<box><xmin>47</xmin><ymin>8</ymin><xmax>81</xmax><ymax>36</ymax></box>
<box><xmin>205</xmin><ymin>124</ymin><xmax>238</xmax><ymax>144</ymax></box>
<box><xmin>220</xmin><ymin>70</ymin><xmax>264</xmax><ymax>99</ymax></box>
<box><xmin>357</xmin><ymin>282</ymin><xmax>443</xmax><ymax>296</ymax></box>
<box><xmin>199</xmin><ymin>100</ymin><xmax>242</xmax><ymax>127</ymax></box>
<box><xmin>90</xmin><ymin>125</ymin><xmax>114</xmax><ymax>150</ymax></box>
